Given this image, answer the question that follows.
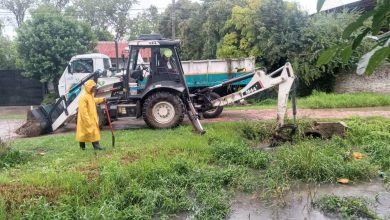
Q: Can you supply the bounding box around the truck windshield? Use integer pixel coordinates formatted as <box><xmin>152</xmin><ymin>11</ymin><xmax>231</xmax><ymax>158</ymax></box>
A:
<box><xmin>71</xmin><ymin>59</ymin><xmax>93</xmax><ymax>73</ymax></box>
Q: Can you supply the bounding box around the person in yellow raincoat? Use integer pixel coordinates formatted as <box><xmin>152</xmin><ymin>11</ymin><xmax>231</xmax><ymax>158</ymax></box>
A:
<box><xmin>76</xmin><ymin>79</ymin><xmax>105</xmax><ymax>150</ymax></box>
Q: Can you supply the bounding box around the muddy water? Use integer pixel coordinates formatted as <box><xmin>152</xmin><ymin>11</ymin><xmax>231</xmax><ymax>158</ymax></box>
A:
<box><xmin>0</xmin><ymin>120</ymin><xmax>24</xmax><ymax>140</ymax></box>
<box><xmin>230</xmin><ymin>180</ymin><xmax>390</xmax><ymax>220</ymax></box>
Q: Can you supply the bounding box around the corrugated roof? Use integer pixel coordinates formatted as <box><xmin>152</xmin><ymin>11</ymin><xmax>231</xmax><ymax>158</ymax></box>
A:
<box><xmin>95</xmin><ymin>41</ymin><xmax>129</xmax><ymax>59</ymax></box>
<box><xmin>323</xmin><ymin>0</ymin><xmax>376</xmax><ymax>13</ymax></box>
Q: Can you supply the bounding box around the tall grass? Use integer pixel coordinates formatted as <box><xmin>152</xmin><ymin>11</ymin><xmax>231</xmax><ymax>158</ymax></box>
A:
<box><xmin>0</xmin><ymin>118</ymin><xmax>389</xmax><ymax>218</ymax></box>
<box><xmin>230</xmin><ymin>92</ymin><xmax>390</xmax><ymax>110</ymax></box>
<box><xmin>313</xmin><ymin>195</ymin><xmax>379</xmax><ymax>219</ymax></box>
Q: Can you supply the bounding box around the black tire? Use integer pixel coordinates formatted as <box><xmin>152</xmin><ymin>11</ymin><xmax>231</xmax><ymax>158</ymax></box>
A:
<box><xmin>202</xmin><ymin>92</ymin><xmax>224</xmax><ymax>118</ymax></box>
<box><xmin>142</xmin><ymin>92</ymin><xmax>185</xmax><ymax>129</ymax></box>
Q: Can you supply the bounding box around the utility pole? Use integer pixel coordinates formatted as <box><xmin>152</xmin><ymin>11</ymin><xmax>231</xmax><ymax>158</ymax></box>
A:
<box><xmin>171</xmin><ymin>0</ymin><xmax>176</xmax><ymax>39</ymax></box>
<box><xmin>115</xmin><ymin>34</ymin><xmax>120</xmax><ymax>72</ymax></box>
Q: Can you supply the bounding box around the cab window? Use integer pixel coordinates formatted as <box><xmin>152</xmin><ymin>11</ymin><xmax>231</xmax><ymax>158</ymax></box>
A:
<box><xmin>103</xmin><ymin>58</ymin><xmax>111</xmax><ymax>70</ymax></box>
<box><xmin>156</xmin><ymin>47</ymin><xmax>179</xmax><ymax>74</ymax></box>
<box><xmin>71</xmin><ymin>59</ymin><xmax>93</xmax><ymax>73</ymax></box>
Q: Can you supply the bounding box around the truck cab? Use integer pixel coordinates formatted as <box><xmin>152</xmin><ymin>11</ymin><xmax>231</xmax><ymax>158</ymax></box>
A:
<box><xmin>58</xmin><ymin>53</ymin><xmax>116</xmax><ymax>97</ymax></box>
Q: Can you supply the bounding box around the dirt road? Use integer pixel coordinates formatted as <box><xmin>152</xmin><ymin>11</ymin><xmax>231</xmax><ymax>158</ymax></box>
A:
<box><xmin>1</xmin><ymin>107</ymin><xmax>390</xmax><ymax>139</ymax></box>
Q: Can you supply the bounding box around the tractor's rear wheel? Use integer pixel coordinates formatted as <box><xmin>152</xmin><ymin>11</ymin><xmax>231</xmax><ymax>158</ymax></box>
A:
<box><xmin>202</xmin><ymin>92</ymin><xmax>224</xmax><ymax>118</ymax></box>
<box><xmin>142</xmin><ymin>92</ymin><xmax>185</xmax><ymax>129</ymax></box>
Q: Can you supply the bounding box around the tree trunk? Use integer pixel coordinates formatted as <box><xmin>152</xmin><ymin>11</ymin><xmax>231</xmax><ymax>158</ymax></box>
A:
<box><xmin>53</xmin><ymin>80</ymin><xmax>60</xmax><ymax>97</ymax></box>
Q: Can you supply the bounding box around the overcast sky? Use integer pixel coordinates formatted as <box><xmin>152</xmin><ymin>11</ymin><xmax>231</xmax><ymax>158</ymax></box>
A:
<box><xmin>1</xmin><ymin>0</ymin><xmax>359</xmax><ymax>38</ymax></box>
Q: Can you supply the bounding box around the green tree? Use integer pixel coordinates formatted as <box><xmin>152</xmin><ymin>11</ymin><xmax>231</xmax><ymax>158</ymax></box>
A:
<box><xmin>217</xmin><ymin>0</ymin><xmax>309</xmax><ymax>68</ymax></box>
<box><xmin>0</xmin><ymin>37</ymin><xmax>18</xmax><ymax>70</ymax></box>
<box><xmin>94</xmin><ymin>29</ymin><xmax>114</xmax><ymax>41</ymax></box>
<box><xmin>158</xmin><ymin>0</ymin><xmax>204</xmax><ymax>60</ymax></box>
<box><xmin>317</xmin><ymin>0</ymin><xmax>390</xmax><ymax>75</ymax></box>
<box><xmin>217</xmin><ymin>0</ymin><xmax>365</xmax><ymax>93</ymax></box>
<box><xmin>294</xmin><ymin>11</ymin><xmax>367</xmax><ymax>84</ymax></box>
<box><xmin>40</xmin><ymin>0</ymin><xmax>69</xmax><ymax>11</ymax></box>
<box><xmin>200</xmin><ymin>0</ymin><xmax>245</xmax><ymax>59</ymax></box>
<box><xmin>158</xmin><ymin>0</ymin><xmax>244</xmax><ymax>60</ymax></box>
<box><xmin>67</xmin><ymin>0</ymin><xmax>138</xmax><ymax>38</ymax></box>
<box><xmin>216</xmin><ymin>0</ymin><xmax>262</xmax><ymax>58</ymax></box>
<box><xmin>0</xmin><ymin>0</ymin><xmax>37</xmax><ymax>27</ymax></box>
<box><xmin>128</xmin><ymin>5</ymin><xmax>159</xmax><ymax>40</ymax></box>
<box><xmin>16</xmin><ymin>5</ymin><xmax>96</xmax><ymax>94</ymax></box>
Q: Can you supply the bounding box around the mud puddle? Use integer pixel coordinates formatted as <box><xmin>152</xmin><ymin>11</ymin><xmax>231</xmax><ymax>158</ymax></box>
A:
<box><xmin>230</xmin><ymin>180</ymin><xmax>390</xmax><ymax>219</ymax></box>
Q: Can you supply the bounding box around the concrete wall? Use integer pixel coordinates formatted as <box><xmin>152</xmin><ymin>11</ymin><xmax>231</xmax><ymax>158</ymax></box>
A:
<box><xmin>334</xmin><ymin>64</ymin><xmax>390</xmax><ymax>94</ymax></box>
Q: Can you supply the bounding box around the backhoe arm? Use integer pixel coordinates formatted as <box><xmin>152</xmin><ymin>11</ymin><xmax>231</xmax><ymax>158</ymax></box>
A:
<box><xmin>211</xmin><ymin>63</ymin><xmax>295</xmax><ymax>128</ymax></box>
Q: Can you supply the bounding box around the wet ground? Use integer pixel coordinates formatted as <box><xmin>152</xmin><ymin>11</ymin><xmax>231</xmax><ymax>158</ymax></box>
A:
<box><xmin>1</xmin><ymin>106</ymin><xmax>390</xmax><ymax>140</ymax></box>
<box><xmin>1</xmin><ymin>106</ymin><xmax>390</xmax><ymax>219</ymax></box>
<box><xmin>230</xmin><ymin>180</ymin><xmax>390</xmax><ymax>220</ymax></box>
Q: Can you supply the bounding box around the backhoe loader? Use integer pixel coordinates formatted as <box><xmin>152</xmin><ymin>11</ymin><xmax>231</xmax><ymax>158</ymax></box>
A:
<box><xmin>16</xmin><ymin>34</ymin><xmax>296</xmax><ymax>137</ymax></box>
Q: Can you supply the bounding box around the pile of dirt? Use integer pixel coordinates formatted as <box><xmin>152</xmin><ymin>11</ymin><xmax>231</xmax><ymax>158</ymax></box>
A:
<box><xmin>15</xmin><ymin>120</ymin><xmax>42</xmax><ymax>137</ymax></box>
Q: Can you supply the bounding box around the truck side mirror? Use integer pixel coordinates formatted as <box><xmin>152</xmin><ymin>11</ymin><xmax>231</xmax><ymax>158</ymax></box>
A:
<box><xmin>68</xmin><ymin>64</ymin><xmax>73</xmax><ymax>74</ymax></box>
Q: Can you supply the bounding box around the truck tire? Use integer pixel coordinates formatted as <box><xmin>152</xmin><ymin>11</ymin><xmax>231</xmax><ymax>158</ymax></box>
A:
<box><xmin>142</xmin><ymin>92</ymin><xmax>185</xmax><ymax>129</ymax></box>
<box><xmin>202</xmin><ymin>92</ymin><xmax>224</xmax><ymax>118</ymax></box>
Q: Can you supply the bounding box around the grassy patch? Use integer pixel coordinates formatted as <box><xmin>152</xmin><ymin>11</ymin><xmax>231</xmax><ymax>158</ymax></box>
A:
<box><xmin>313</xmin><ymin>195</ymin><xmax>379</xmax><ymax>219</ymax></box>
<box><xmin>228</xmin><ymin>92</ymin><xmax>390</xmax><ymax>110</ymax></box>
<box><xmin>0</xmin><ymin>117</ymin><xmax>388</xmax><ymax>218</ymax></box>
<box><xmin>0</xmin><ymin>114</ymin><xmax>25</xmax><ymax>120</ymax></box>
<box><xmin>211</xmin><ymin>139</ymin><xmax>270</xmax><ymax>169</ymax></box>
<box><xmin>0</xmin><ymin>140</ymin><xmax>31</xmax><ymax>169</ymax></box>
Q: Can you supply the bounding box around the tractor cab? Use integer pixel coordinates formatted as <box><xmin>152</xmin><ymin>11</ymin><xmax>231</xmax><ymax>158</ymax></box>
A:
<box><xmin>125</xmin><ymin>34</ymin><xmax>187</xmax><ymax>98</ymax></box>
<box><xmin>106</xmin><ymin>34</ymin><xmax>204</xmax><ymax>132</ymax></box>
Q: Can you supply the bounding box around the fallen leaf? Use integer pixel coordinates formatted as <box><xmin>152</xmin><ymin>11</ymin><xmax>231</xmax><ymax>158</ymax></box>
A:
<box><xmin>337</xmin><ymin>178</ymin><xmax>349</xmax><ymax>184</ymax></box>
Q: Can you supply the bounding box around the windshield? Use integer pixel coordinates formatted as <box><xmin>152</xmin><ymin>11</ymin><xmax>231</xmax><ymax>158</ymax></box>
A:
<box><xmin>71</xmin><ymin>59</ymin><xmax>93</xmax><ymax>73</ymax></box>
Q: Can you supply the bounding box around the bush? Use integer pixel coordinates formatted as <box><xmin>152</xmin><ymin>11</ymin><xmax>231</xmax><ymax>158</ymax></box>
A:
<box><xmin>240</xmin><ymin>122</ymin><xmax>274</xmax><ymax>142</ymax></box>
<box><xmin>0</xmin><ymin>140</ymin><xmax>31</xmax><ymax>168</ymax></box>
<box><xmin>272</xmin><ymin>140</ymin><xmax>377</xmax><ymax>183</ymax></box>
<box><xmin>41</xmin><ymin>93</ymin><xmax>57</xmax><ymax>105</ymax></box>
<box><xmin>313</xmin><ymin>195</ymin><xmax>378</xmax><ymax>219</ymax></box>
<box><xmin>211</xmin><ymin>140</ymin><xmax>270</xmax><ymax>169</ymax></box>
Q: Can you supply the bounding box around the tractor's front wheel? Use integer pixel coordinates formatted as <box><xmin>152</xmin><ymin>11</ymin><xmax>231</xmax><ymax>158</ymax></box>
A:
<box><xmin>142</xmin><ymin>92</ymin><xmax>185</xmax><ymax>129</ymax></box>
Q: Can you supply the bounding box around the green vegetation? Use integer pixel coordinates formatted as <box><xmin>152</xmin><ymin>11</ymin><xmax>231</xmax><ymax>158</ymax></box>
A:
<box><xmin>0</xmin><ymin>114</ymin><xmax>25</xmax><ymax>120</ymax></box>
<box><xmin>317</xmin><ymin>0</ymin><xmax>390</xmax><ymax>76</ymax></box>
<box><xmin>17</xmin><ymin>5</ymin><xmax>96</xmax><ymax>95</ymax></box>
<box><xmin>0</xmin><ymin>117</ymin><xmax>389</xmax><ymax>218</ymax></box>
<box><xmin>313</xmin><ymin>195</ymin><xmax>379</xmax><ymax>219</ymax></box>
<box><xmin>0</xmin><ymin>140</ymin><xmax>31</xmax><ymax>168</ymax></box>
<box><xmin>41</xmin><ymin>93</ymin><xmax>58</xmax><ymax>105</ymax></box>
<box><xmin>229</xmin><ymin>92</ymin><xmax>390</xmax><ymax>110</ymax></box>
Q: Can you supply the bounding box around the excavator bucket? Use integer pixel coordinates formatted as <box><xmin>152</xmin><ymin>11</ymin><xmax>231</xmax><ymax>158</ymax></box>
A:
<box><xmin>16</xmin><ymin>73</ymin><xmax>98</xmax><ymax>137</ymax></box>
<box><xmin>16</xmin><ymin>106</ymin><xmax>51</xmax><ymax>137</ymax></box>
<box><xmin>16</xmin><ymin>103</ymin><xmax>65</xmax><ymax>137</ymax></box>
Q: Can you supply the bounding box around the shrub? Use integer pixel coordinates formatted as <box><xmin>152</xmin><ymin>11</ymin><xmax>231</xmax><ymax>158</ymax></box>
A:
<box><xmin>272</xmin><ymin>140</ymin><xmax>377</xmax><ymax>183</ymax></box>
<box><xmin>41</xmin><ymin>93</ymin><xmax>57</xmax><ymax>105</ymax></box>
<box><xmin>313</xmin><ymin>195</ymin><xmax>379</xmax><ymax>219</ymax></box>
<box><xmin>0</xmin><ymin>140</ymin><xmax>31</xmax><ymax>168</ymax></box>
<box><xmin>211</xmin><ymin>140</ymin><xmax>270</xmax><ymax>169</ymax></box>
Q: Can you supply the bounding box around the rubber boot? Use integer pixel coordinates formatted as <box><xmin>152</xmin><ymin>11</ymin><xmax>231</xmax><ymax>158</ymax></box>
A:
<box><xmin>92</xmin><ymin>142</ymin><xmax>104</xmax><ymax>150</ymax></box>
<box><xmin>80</xmin><ymin>142</ymin><xmax>86</xmax><ymax>150</ymax></box>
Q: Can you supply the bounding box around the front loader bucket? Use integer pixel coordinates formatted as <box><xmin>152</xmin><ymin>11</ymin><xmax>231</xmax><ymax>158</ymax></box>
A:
<box><xmin>16</xmin><ymin>106</ymin><xmax>52</xmax><ymax>137</ymax></box>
